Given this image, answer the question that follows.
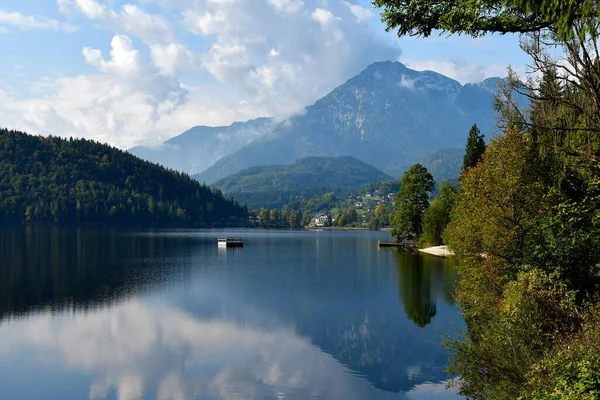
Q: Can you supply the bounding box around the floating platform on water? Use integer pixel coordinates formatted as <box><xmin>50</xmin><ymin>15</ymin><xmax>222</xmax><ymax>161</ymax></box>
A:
<box><xmin>218</xmin><ymin>237</ymin><xmax>244</xmax><ymax>247</ymax></box>
<box><xmin>377</xmin><ymin>240</ymin><xmax>415</xmax><ymax>249</ymax></box>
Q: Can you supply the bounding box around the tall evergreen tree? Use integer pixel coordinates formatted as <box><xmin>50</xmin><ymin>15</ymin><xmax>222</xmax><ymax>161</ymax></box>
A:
<box><xmin>462</xmin><ymin>124</ymin><xmax>486</xmax><ymax>173</ymax></box>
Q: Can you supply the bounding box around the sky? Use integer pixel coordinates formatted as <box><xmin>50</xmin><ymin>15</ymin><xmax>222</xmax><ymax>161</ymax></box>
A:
<box><xmin>0</xmin><ymin>0</ymin><xmax>532</xmax><ymax>149</ymax></box>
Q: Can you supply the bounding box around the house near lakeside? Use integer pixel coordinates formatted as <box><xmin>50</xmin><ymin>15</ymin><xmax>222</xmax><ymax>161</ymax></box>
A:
<box><xmin>309</xmin><ymin>215</ymin><xmax>330</xmax><ymax>227</ymax></box>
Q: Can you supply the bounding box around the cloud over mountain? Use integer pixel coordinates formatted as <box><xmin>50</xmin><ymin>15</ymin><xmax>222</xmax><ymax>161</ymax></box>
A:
<box><xmin>1</xmin><ymin>0</ymin><xmax>399</xmax><ymax>148</ymax></box>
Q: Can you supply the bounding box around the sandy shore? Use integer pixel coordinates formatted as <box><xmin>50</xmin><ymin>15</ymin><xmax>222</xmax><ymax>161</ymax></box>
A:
<box><xmin>419</xmin><ymin>245</ymin><xmax>455</xmax><ymax>257</ymax></box>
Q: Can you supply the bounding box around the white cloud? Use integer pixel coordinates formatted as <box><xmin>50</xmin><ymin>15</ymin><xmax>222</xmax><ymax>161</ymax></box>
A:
<box><xmin>2</xmin><ymin>34</ymin><xmax>187</xmax><ymax>148</ymax></box>
<box><xmin>178</xmin><ymin>0</ymin><xmax>398</xmax><ymax>125</ymax></box>
<box><xmin>58</xmin><ymin>0</ymin><xmax>107</xmax><ymax>19</ymax></box>
<box><xmin>59</xmin><ymin>0</ymin><xmax>172</xmax><ymax>43</ymax></box>
<box><xmin>268</xmin><ymin>0</ymin><xmax>304</xmax><ymax>14</ymax></box>
<box><xmin>117</xmin><ymin>4</ymin><xmax>173</xmax><ymax>43</ymax></box>
<box><xmin>183</xmin><ymin>10</ymin><xmax>226</xmax><ymax>36</ymax></box>
<box><xmin>150</xmin><ymin>43</ymin><xmax>203</xmax><ymax>76</ymax></box>
<box><xmin>343</xmin><ymin>2</ymin><xmax>373</xmax><ymax>22</ymax></box>
<box><xmin>311</xmin><ymin>8</ymin><xmax>335</xmax><ymax>27</ymax></box>
<box><xmin>2</xmin><ymin>0</ymin><xmax>398</xmax><ymax>149</ymax></box>
<box><xmin>83</xmin><ymin>35</ymin><xmax>144</xmax><ymax>76</ymax></box>
<box><xmin>399</xmin><ymin>75</ymin><xmax>415</xmax><ymax>89</ymax></box>
<box><xmin>0</xmin><ymin>8</ymin><xmax>76</xmax><ymax>32</ymax></box>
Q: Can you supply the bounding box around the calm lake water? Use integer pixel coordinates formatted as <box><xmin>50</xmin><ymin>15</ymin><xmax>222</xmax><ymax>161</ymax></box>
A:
<box><xmin>0</xmin><ymin>228</ymin><xmax>464</xmax><ymax>400</ymax></box>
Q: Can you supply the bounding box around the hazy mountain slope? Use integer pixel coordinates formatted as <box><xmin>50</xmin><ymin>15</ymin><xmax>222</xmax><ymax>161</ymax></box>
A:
<box><xmin>197</xmin><ymin>61</ymin><xmax>500</xmax><ymax>184</ymax></box>
<box><xmin>129</xmin><ymin>117</ymin><xmax>276</xmax><ymax>175</ymax></box>
<box><xmin>421</xmin><ymin>148</ymin><xmax>464</xmax><ymax>182</ymax></box>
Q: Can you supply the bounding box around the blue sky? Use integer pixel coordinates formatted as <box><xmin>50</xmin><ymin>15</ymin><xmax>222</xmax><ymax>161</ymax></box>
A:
<box><xmin>0</xmin><ymin>0</ymin><xmax>531</xmax><ymax>148</ymax></box>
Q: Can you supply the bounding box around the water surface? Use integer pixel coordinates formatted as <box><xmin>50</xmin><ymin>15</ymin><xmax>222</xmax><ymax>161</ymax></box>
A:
<box><xmin>0</xmin><ymin>228</ymin><xmax>464</xmax><ymax>399</ymax></box>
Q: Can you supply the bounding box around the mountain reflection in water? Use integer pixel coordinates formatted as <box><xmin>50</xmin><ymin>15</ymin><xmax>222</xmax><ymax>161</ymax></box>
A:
<box><xmin>0</xmin><ymin>228</ymin><xmax>464</xmax><ymax>400</ymax></box>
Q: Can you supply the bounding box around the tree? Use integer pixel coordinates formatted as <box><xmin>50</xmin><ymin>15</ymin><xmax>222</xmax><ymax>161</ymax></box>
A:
<box><xmin>369</xmin><ymin>204</ymin><xmax>390</xmax><ymax>229</ymax></box>
<box><xmin>421</xmin><ymin>183</ymin><xmax>456</xmax><ymax>246</ymax></box>
<box><xmin>462</xmin><ymin>124</ymin><xmax>486</xmax><ymax>173</ymax></box>
<box><xmin>337</xmin><ymin>212</ymin><xmax>347</xmax><ymax>227</ymax></box>
<box><xmin>372</xmin><ymin>0</ymin><xmax>598</xmax><ymax>41</ymax></box>
<box><xmin>391</xmin><ymin>163</ymin><xmax>433</xmax><ymax>241</ymax></box>
<box><xmin>258</xmin><ymin>208</ymin><xmax>270</xmax><ymax>227</ymax></box>
<box><xmin>347</xmin><ymin>207</ymin><xmax>358</xmax><ymax>225</ymax></box>
<box><xmin>270</xmin><ymin>209</ymin><xmax>281</xmax><ymax>226</ymax></box>
<box><xmin>373</xmin><ymin>0</ymin><xmax>600</xmax><ymax>174</ymax></box>
<box><xmin>374</xmin><ymin>1</ymin><xmax>600</xmax><ymax>398</ymax></box>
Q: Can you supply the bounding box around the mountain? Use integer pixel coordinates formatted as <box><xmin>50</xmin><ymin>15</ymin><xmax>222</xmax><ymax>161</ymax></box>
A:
<box><xmin>129</xmin><ymin>117</ymin><xmax>276</xmax><ymax>175</ymax></box>
<box><xmin>210</xmin><ymin>156</ymin><xmax>392</xmax><ymax>209</ymax></box>
<box><xmin>196</xmin><ymin>61</ymin><xmax>503</xmax><ymax>184</ymax></box>
<box><xmin>0</xmin><ymin>129</ymin><xmax>247</xmax><ymax>226</ymax></box>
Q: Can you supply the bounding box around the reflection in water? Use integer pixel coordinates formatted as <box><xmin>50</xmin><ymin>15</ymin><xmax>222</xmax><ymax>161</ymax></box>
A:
<box><xmin>0</xmin><ymin>227</ymin><xmax>202</xmax><ymax>320</ymax></box>
<box><xmin>0</xmin><ymin>301</ymin><xmax>459</xmax><ymax>400</ymax></box>
<box><xmin>395</xmin><ymin>252</ymin><xmax>459</xmax><ymax>328</ymax></box>
<box><xmin>0</xmin><ymin>228</ymin><xmax>464</xmax><ymax>399</ymax></box>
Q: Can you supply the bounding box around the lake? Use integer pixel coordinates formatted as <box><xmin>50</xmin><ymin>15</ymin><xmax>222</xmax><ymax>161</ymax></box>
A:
<box><xmin>0</xmin><ymin>228</ymin><xmax>464</xmax><ymax>400</ymax></box>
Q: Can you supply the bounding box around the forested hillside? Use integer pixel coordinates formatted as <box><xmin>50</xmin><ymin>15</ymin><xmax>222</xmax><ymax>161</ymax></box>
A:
<box><xmin>209</xmin><ymin>156</ymin><xmax>392</xmax><ymax>209</ymax></box>
<box><xmin>0</xmin><ymin>129</ymin><xmax>247</xmax><ymax>226</ymax></box>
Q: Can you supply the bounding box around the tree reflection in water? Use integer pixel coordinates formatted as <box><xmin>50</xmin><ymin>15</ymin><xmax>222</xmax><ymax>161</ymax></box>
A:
<box><xmin>0</xmin><ymin>227</ymin><xmax>197</xmax><ymax>321</ymax></box>
<box><xmin>395</xmin><ymin>250</ymin><xmax>459</xmax><ymax>328</ymax></box>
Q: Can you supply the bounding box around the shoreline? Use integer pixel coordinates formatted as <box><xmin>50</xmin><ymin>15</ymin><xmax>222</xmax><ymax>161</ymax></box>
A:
<box><xmin>305</xmin><ymin>226</ymin><xmax>392</xmax><ymax>232</ymax></box>
<box><xmin>418</xmin><ymin>245</ymin><xmax>455</xmax><ymax>257</ymax></box>
<box><xmin>305</xmin><ymin>226</ymin><xmax>370</xmax><ymax>231</ymax></box>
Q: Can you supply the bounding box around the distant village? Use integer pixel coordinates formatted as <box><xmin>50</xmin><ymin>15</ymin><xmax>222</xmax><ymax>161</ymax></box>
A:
<box><xmin>308</xmin><ymin>190</ymin><xmax>396</xmax><ymax>227</ymax></box>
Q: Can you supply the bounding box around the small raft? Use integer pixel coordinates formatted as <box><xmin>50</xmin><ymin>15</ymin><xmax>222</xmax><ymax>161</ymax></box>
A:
<box><xmin>217</xmin><ymin>237</ymin><xmax>244</xmax><ymax>247</ymax></box>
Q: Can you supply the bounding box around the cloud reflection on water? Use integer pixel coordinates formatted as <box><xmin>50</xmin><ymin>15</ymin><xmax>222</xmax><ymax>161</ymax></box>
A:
<box><xmin>0</xmin><ymin>301</ymin><xmax>457</xmax><ymax>400</ymax></box>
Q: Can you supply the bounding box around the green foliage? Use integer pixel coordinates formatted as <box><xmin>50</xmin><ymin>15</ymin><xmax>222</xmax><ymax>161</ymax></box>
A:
<box><xmin>375</xmin><ymin>1</ymin><xmax>600</xmax><ymax>398</ymax></box>
<box><xmin>369</xmin><ymin>204</ymin><xmax>392</xmax><ymax>229</ymax></box>
<box><xmin>462</xmin><ymin>124</ymin><xmax>486</xmax><ymax>173</ymax></box>
<box><xmin>443</xmin><ymin>92</ymin><xmax>600</xmax><ymax>399</ymax></box>
<box><xmin>211</xmin><ymin>156</ymin><xmax>392</xmax><ymax>209</ymax></box>
<box><xmin>446</xmin><ymin>270</ymin><xmax>583</xmax><ymax>399</ymax></box>
<box><xmin>391</xmin><ymin>163</ymin><xmax>433</xmax><ymax>240</ymax></box>
<box><xmin>0</xmin><ymin>129</ymin><xmax>247</xmax><ymax>227</ymax></box>
<box><xmin>523</xmin><ymin>308</ymin><xmax>600</xmax><ymax>399</ymax></box>
<box><xmin>364</xmin><ymin>180</ymin><xmax>402</xmax><ymax>196</ymax></box>
<box><xmin>373</xmin><ymin>0</ymin><xmax>598</xmax><ymax>40</ymax></box>
<box><xmin>421</xmin><ymin>184</ymin><xmax>456</xmax><ymax>246</ymax></box>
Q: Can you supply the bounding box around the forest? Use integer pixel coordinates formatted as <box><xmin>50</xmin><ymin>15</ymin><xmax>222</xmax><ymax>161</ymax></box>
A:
<box><xmin>0</xmin><ymin>129</ymin><xmax>248</xmax><ymax>227</ymax></box>
<box><xmin>376</xmin><ymin>0</ymin><xmax>600</xmax><ymax>398</ymax></box>
<box><xmin>210</xmin><ymin>156</ymin><xmax>392</xmax><ymax>210</ymax></box>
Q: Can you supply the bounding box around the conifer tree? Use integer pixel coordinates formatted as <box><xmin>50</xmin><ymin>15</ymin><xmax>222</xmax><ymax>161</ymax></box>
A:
<box><xmin>462</xmin><ymin>124</ymin><xmax>486</xmax><ymax>173</ymax></box>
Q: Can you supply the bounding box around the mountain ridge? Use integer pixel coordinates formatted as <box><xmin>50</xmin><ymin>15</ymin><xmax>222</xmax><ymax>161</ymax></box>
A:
<box><xmin>129</xmin><ymin>117</ymin><xmax>276</xmax><ymax>175</ymax></box>
<box><xmin>196</xmin><ymin>61</ymin><xmax>502</xmax><ymax>183</ymax></box>
<box><xmin>131</xmin><ymin>61</ymin><xmax>507</xmax><ymax>184</ymax></box>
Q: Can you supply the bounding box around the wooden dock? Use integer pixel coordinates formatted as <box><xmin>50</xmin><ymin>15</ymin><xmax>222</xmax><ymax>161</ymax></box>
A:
<box><xmin>377</xmin><ymin>240</ymin><xmax>415</xmax><ymax>249</ymax></box>
<box><xmin>218</xmin><ymin>237</ymin><xmax>244</xmax><ymax>247</ymax></box>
